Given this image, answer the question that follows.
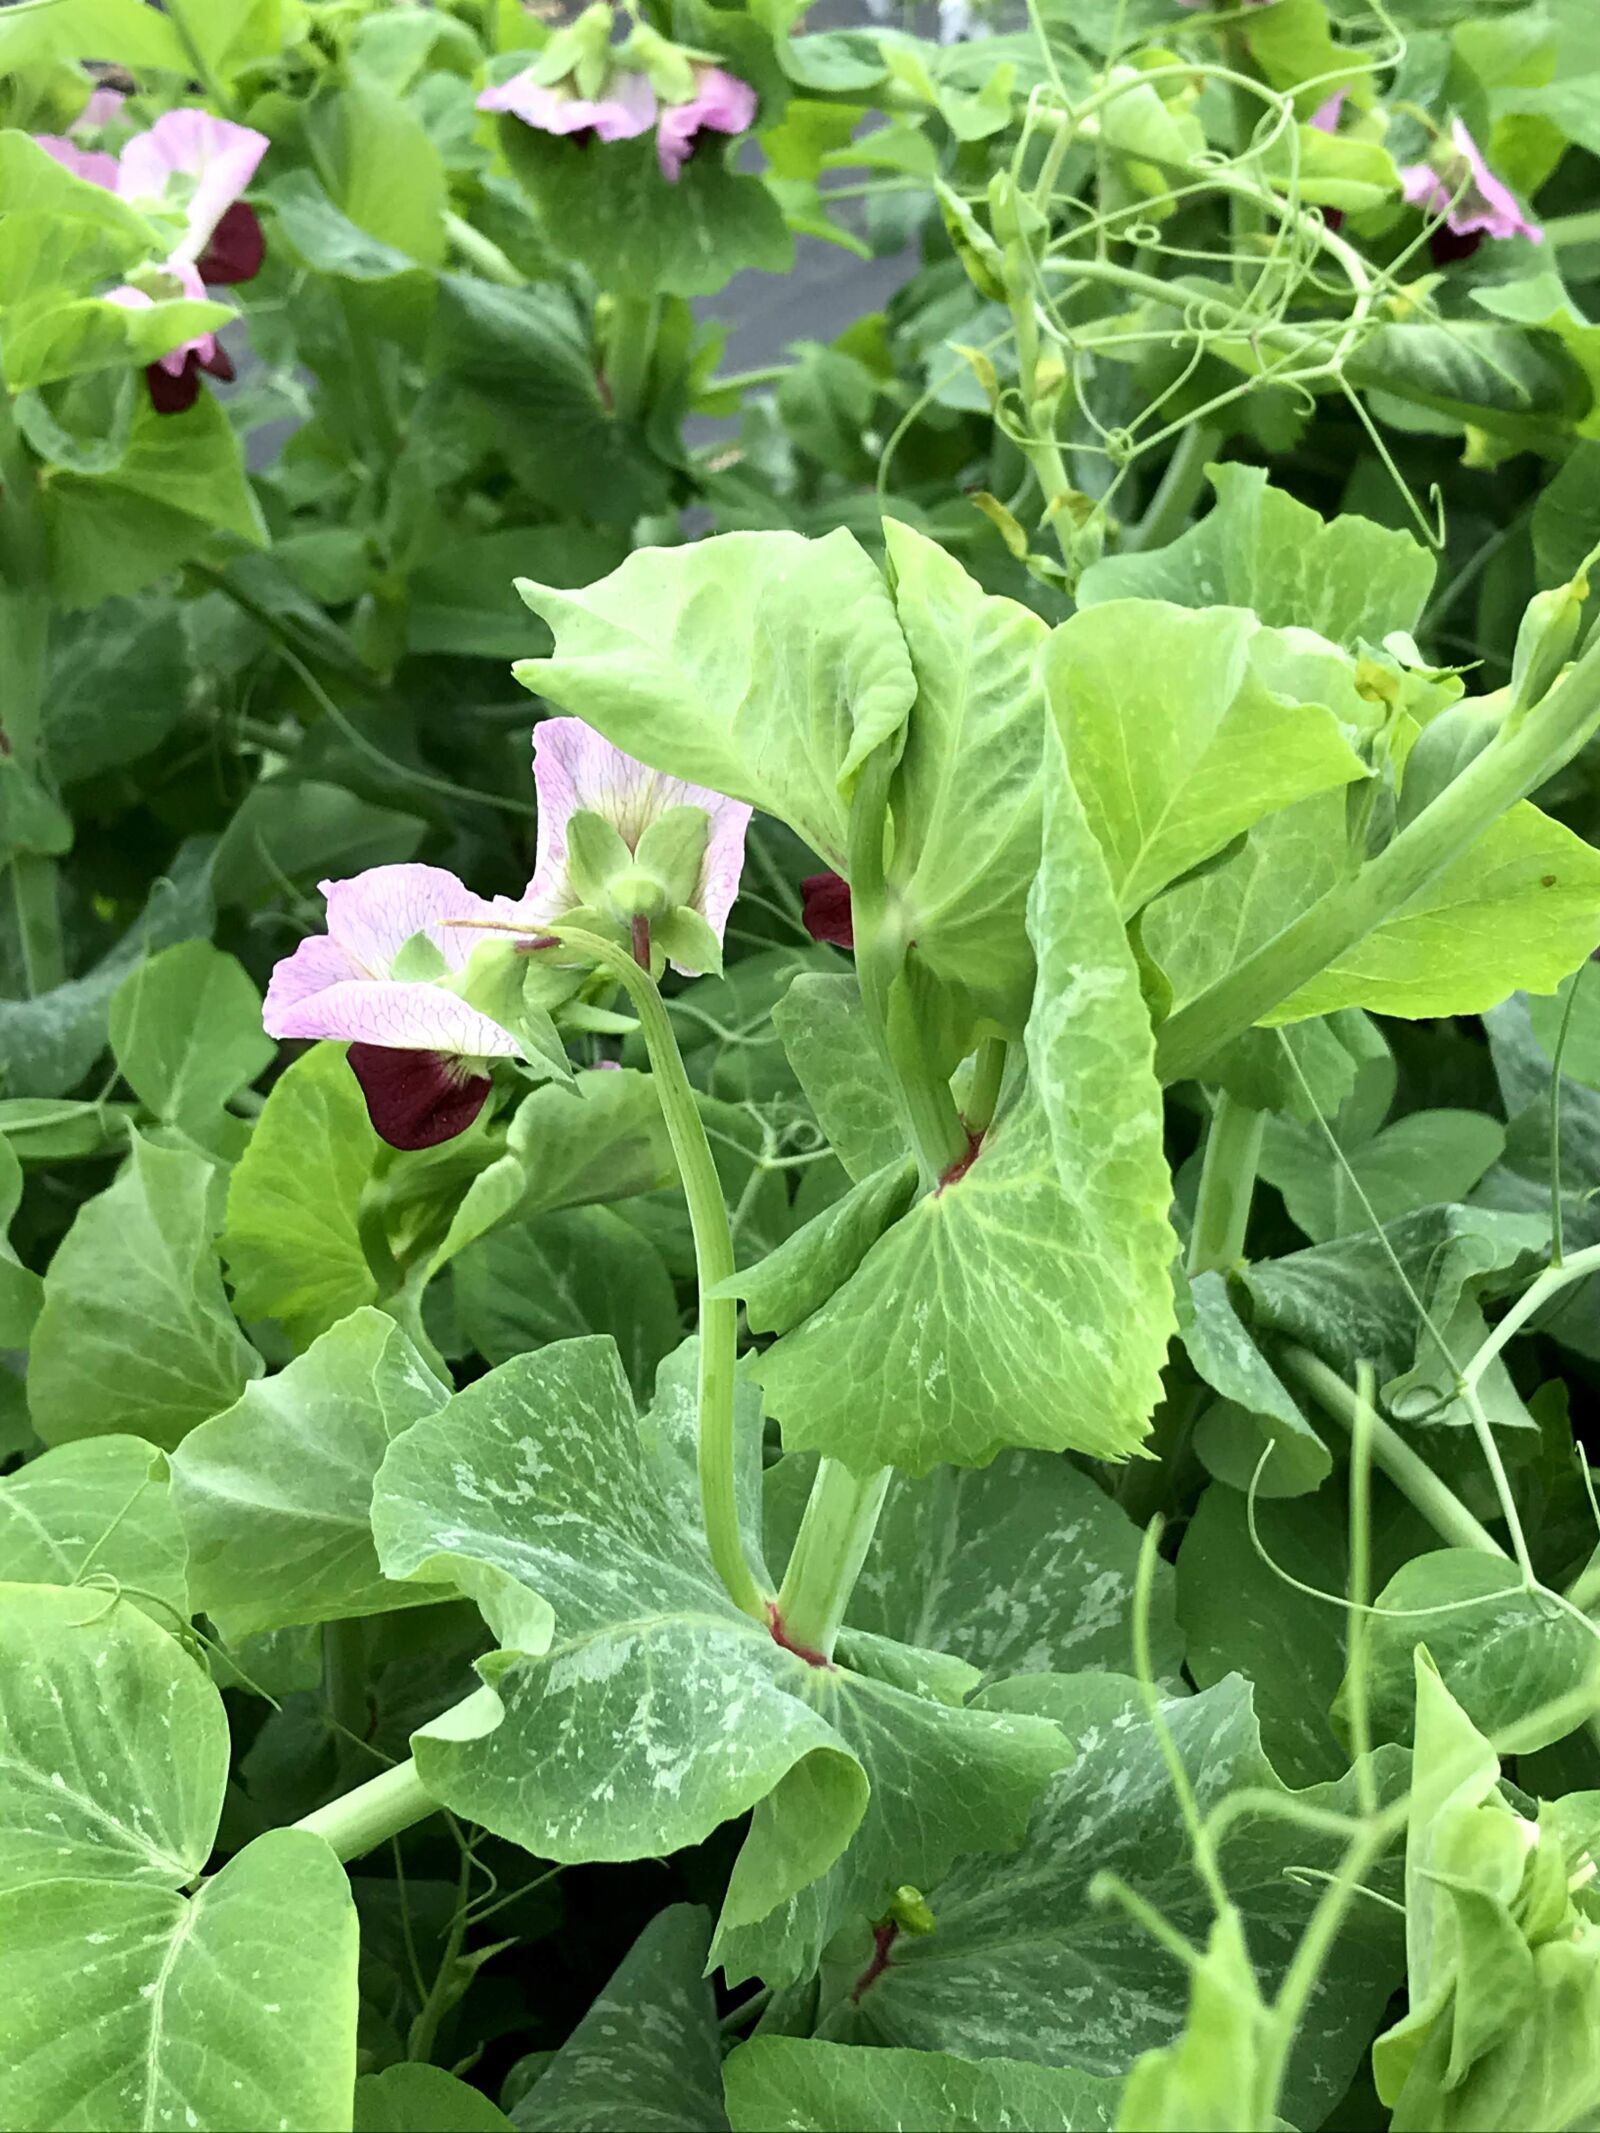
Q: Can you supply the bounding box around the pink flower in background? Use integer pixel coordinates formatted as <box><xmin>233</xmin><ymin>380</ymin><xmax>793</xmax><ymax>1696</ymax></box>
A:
<box><xmin>527</xmin><ymin>718</ymin><xmax>751</xmax><ymax>969</ymax></box>
<box><xmin>30</xmin><ymin>108</ymin><xmax>268</xmax><ymax>413</ymax></box>
<box><xmin>655</xmin><ymin>65</ymin><xmax>757</xmax><ymax>181</ymax></box>
<box><xmin>1400</xmin><ymin>119</ymin><xmax>1543</xmax><ymax>262</ymax></box>
<box><xmin>477</xmin><ymin>67</ymin><xmax>657</xmax><ymax>142</ymax></box>
<box><xmin>264</xmin><ymin>865</ymin><xmax>533</xmax><ymax>1150</ymax></box>
<box><xmin>76</xmin><ymin>86</ymin><xmax>127</xmax><ymax>132</ymax></box>
<box><xmin>1309</xmin><ymin>89</ymin><xmax>1346</xmax><ymax>134</ymax></box>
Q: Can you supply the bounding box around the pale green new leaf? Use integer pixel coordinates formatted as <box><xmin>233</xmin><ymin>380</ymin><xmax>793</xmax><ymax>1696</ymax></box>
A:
<box><xmin>371</xmin><ymin>1339</ymin><xmax>1069</xmax><ymax>1970</ymax></box>
<box><xmin>510</xmin><ymin>1906</ymin><xmax>726</xmax><ymax>2132</ymax></box>
<box><xmin>0</xmin><ymin>1437</ymin><xmax>188</xmax><ymax>1622</ymax></box>
<box><xmin>881</xmin><ymin>520</ymin><xmax>1050</xmax><ymax>1032</ymax></box>
<box><xmin>771</xmin><ymin>975</ymin><xmax>904</xmax><ymax>1184</ymax></box>
<box><xmin>108</xmin><ymin>940</ymin><xmax>274</xmax><ymax>1134</ymax></box>
<box><xmin>223</xmin><ymin>1043</ymin><xmax>379</xmax><ymax>1347</ymax></box>
<box><xmin>722</xmin><ymin>2038</ymin><xmax>1119</xmax><ymax>2132</ymax></box>
<box><xmin>171</xmin><ymin>1307</ymin><xmax>452</xmax><ymax>1640</ymax></box>
<box><xmin>754</xmin><ymin>727</ymin><xmax>1176</xmax><ymax>1474</ymax></box>
<box><xmin>1077</xmin><ymin>464</ymin><xmax>1436</xmax><ymax>646</ymax></box>
<box><xmin>29</xmin><ymin>1133</ymin><xmax>262</xmax><ymax>1451</ymax></box>
<box><xmin>0</xmin><ymin>1831</ymin><xmax>359</xmax><ymax>2133</ymax></box>
<box><xmin>0</xmin><ymin>1583</ymin><xmax>224</xmax><ymax>1893</ymax></box>
<box><xmin>515</xmin><ymin>530</ymin><xmax>916</xmax><ymax>872</ymax></box>
<box><xmin>1044</xmin><ymin>600</ymin><xmax>1368</xmax><ymax>919</ymax></box>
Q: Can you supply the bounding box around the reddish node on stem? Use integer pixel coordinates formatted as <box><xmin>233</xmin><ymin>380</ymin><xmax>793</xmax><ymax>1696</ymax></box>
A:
<box><xmin>631</xmin><ymin>913</ymin><xmax>652</xmax><ymax>970</ymax></box>
<box><xmin>938</xmin><ymin>1130</ymin><xmax>984</xmax><ymax>1192</ymax></box>
<box><xmin>850</xmin><ymin>1919</ymin><xmax>900</xmax><ymax>2003</ymax></box>
<box><xmin>766</xmin><ymin>1602</ymin><xmax>834</xmax><ymax>1671</ymax></box>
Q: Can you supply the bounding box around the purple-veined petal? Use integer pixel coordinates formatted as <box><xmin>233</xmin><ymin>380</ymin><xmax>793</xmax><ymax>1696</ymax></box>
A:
<box><xmin>265</xmin><ymin>976</ymin><xmax>521</xmax><ymax>1057</ymax></box>
<box><xmin>34</xmin><ymin>135</ymin><xmax>119</xmax><ymax>190</ymax></box>
<box><xmin>526</xmin><ymin>718</ymin><xmax>752</xmax><ymax>956</ymax></box>
<box><xmin>477</xmin><ymin>68</ymin><xmax>657</xmax><ymax>142</ymax></box>
<box><xmin>117</xmin><ymin>109</ymin><xmax>269</xmax><ymax>264</ymax></box>
<box><xmin>347</xmin><ymin>1044</ymin><xmax>494</xmax><ymax>1150</ymax></box>
<box><xmin>319</xmin><ymin>863</ymin><xmax>502</xmax><ymax>979</ymax></box>
<box><xmin>655</xmin><ymin>65</ymin><xmax>757</xmax><ymax>181</ymax></box>
<box><xmin>262</xmin><ymin>932</ymin><xmax>363</xmax><ymax>1030</ymax></box>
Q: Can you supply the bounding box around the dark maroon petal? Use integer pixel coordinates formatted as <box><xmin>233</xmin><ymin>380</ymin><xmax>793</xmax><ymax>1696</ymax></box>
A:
<box><xmin>347</xmin><ymin>1043</ymin><xmax>492</xmax><ymax>1150</ymax></box>
<box><xmin>144</xmin><ymin>355</ymin><xmax>203</xmax><ymax>415</ymax></box>
<box><xmin>199</xmin><ymin>340</ymin><xmax>236</xmax><ymax>382</ymax></box>
<box><xmin>801</xmin><ymin>871</ymin><xmax>854</xmax><ymax>949</ymax></box>
<box><xmin>196</xmin><ymin>200</ymin><xmax>265</xmax><ymax>285</ymax></box>
<box><xmin>1428</xmin><ymin>224</ymin><xmax>1485</xmax><ymax>266</ymax></box>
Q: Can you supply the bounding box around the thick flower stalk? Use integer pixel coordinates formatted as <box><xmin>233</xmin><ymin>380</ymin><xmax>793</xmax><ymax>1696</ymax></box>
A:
<box><xmin>35</xmin><ymin>109</ymin><xmax>268</xmax><ymax>412</ymax></box>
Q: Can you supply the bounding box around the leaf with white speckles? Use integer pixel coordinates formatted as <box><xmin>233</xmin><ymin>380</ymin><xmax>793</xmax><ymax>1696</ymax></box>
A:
<box><xmin>510</xmin><ymin>1904</ymin><xmax>726</xmax><ymax>2132</ymax></box>
<box><xmin>765</xmin><ymin>1449</ymin><xmax>1184</xmax><ymax>1688</ymax></box>
<box><xmin>0</xmin><ymin>1437</ymin><xmax>189</xmax><ymax>1622</ymax></box>
<box><xmin>370</xmin><ymin>1338</ymin><xmax>1070</xmax><ymax>1977</ymax></box>
<box><xmin>0</xmin><ymin>1583</ymin><xmax>224</xmax><ymax>1891</ymax></box>
<box><xmin>171</xmin><ymin>1307</ymin><xmax>452</xmax><ymax>1640</ymax></box>
<box><xmin>0</xmin><ymin>1830</ymin><xmax>359</xmax><ymax>2133</ymax></box>
<box><xmin>753</xmin><ymin>722</ymin><xmax>1177</xmax><ymax>1475</ymax></box>
<box><xmin>818</xmin><ymin>1672</ymin><xmax>1406</xmax><ymax>2132</ymax></box>
<box><xmin>722</xmin><ymin>2037</ymin><xmax>1120</xmax><ymax>2132</ymax></box>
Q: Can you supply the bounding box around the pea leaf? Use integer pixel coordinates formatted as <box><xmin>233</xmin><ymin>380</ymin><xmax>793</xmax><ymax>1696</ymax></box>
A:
<box><xmin>772</xmin><ymin>974</ymin><xmax>905</xmax><ymax>1183</ymax></box>
<box><xmin>754</xmin><ymin>722</ymin><xmax>1177</xmax><ymax>1474</ymax></box>
<box><xmin>0</xmin><ymin>1129</ymin><xmax>43</xmax><ymax>1346</ymax></box>
<box><xmin>820</xmin><ymin>1672</ymin><xmax>1405</xmax><ymax>2133</ymax></box>
<box><xmin>516</xmin><ymin>530</ymin><xmax>917</xmax><ymax>874</ymax></box>
<box><xmin>1178</xmin><ymin>1271</ymin><xmax>1331</xmax><ymax>1499</ymax></box>
<box><xmin>171</xmin><ymin>1307</ymin><xmax>452</xmax><ymax>1641</ymax></box>
<box><xmin>509</xmin><ymin>1906</ymin><xmax>726</xmax><ymax>2133</ymax></box>
<box><xmin>1260</xmin><ymin>1107</ymin><xmax>1506</xmax><ymax>1243</ymax></box>
<box><xmin>716</xmin><ymin>1157</ymin><xmax>918</xmax><ymax>1336</ymax></box>
<box><xmin>108</xmin><ymin>940</ymin><xmax>274</xmax><ymax>1137</ymax></box>
<box><xmin>223</xmin><ymin>1044</ymin><xmax>380</xmax><ymax>1348</ymax></box>
<box><xmin>1044</xmin><ymin>601</ymin><xmax>1368</xmax><ymax>920</ymax></box>
<box><xmin>370</xmin><ymin>1337</ymin><xmax>1070</xmax><ymax>1983</ymax></box>
<box><xmin>356</xmin><ymin>2066</ymin><xmax>512</xmax><ymax>2133</ymax></box>
<box><xmin>722</xmin><ymin>2038</ymin><xmax>1119</xmax><ymax>2132</ymax></box>
<box><xmin>0</xmin><ymin>1438</ymin><xmax>188</xmax><ymax>1623</ymax></box>
<box><xmin>29</xmin><ymin>1134</ymin><xmax>263</xmax><ymax>1452</ymax></box>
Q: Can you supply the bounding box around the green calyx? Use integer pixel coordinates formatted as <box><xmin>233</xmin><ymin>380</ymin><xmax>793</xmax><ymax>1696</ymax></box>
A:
<box><xmin>562</xmin><ymin>805</ymin><xmax>716</xmax><ymax>969</ymax></box>
<box><xmin>617</xmin><ymin>22</ymin><xmax>702</xmax><ymax>104</ymax></box>
<box><xmin>533</xmin><ymin>2</ymin><xmax>618</xmax><ymax>97</ymax></box>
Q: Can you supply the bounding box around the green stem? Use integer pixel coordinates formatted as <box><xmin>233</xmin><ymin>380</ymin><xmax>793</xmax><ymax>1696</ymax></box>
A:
<box><xmin>1461</xmin><ymin>1240</ymin><xmax>1600</xmax><ymax>1390</ymax></box>
<box><xmin>407</xmin><ymin>1847</ymin><xmax>472</xmax><ymax>2062</ymax></box>
<box><xmin>323</xmin><ymin>1617</ymin><xmax>371</xmax><ymax>1775</ymax></box>
<box><xmin>1186</xmin><ymin>1090</ymin><xmax>1265</xmax><ymax>1276</ymax></box>
<box><xmin>963</xmin><ymin>1037</ymin><xmax>1007</xmax><ymax>1135</ymax></box>
<box><xmin>1280</xmin><ymin>1346</ymin><xmax>1504</xmax><ymax>1559</ymax></box>
<box><xmin>293</xmin><ymin>1750</ymin><xmax>452</xmax><ymax>1863</ymax></box>
<box><xmin>847</xmin><ymin>753</ymin><xmax>968</xmax><ymax>1189</ymax></box>
<box><xmin>603</xmin><ymin>295</ymin><xmax>659</xmax><ymax>426</ymax></box>
<box><xmin>0</xmin><ymin>373</ymin><xmax>62</xmax><ymax>996</ymax></box>
<box><xmin>1155</xmin><ymin>636</ymin><xmax>1600</xmax><ymax>1084</ymax></box>
<box><xmin>442</xmin><ymin>210</ymin><xmax>525</xmax><ymax>288</ymax></box>
<box><xmin>776</xmin><ymin>1458</ymin><xmax>892</xmax><ymax>1661</ymax></box>
<box><xmin>1129</xmin><ymin>422</ymin><xmax>1222</xmax><ymax>555</ymax></box>
<box><xmin>703</xmin><ymin>363</ymin><xmax>791</xmax><ymax>396</ymax></box>
<box><xmin>544</xmin><ymin>925</ymin><xmax>767</xmax><ymax>1620</ymax></box>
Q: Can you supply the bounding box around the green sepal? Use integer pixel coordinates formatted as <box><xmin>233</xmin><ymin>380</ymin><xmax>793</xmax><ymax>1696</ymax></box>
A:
<box><xmin>619</xmin><ymin>22</ymin><xmax>701</xmax><ymax>103</ymax></box>
<box><xmin>452</xmin><ymin>941</ymin><xmax>575</xmax><ymax>1082</ymax></box>
<box><xmin>1396</xmin><ymin>700</ymin><xmax>1506</xmax><ymax>829</ymax></box>
<box><xmin>390</xmin><ymin>929</ymin><xmax>450</xmax><ymax>983</ymax></box>
<box><xmin>566</xmin><ymin>809</ymin><xmax>635</xmax><ymax>907</ymax></box>
<box><xmin>1508</xmin><ymin>561</ymin><xmax>1594</xmax><ymax>722</ymax></box>
<box><xmin>634</xmin><ymin>805</ymin><xmax>711</xmax><ymax>909</ymax></box>
<box><xmin>653</xmin><ymin>904</ymin><xmax>724</xmax><ymax>977</ymax></box>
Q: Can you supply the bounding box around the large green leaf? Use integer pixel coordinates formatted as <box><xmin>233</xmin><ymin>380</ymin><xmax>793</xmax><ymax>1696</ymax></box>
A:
<box><xmin>516</xmin><ymin>530</ymin><xmax>916</xmax><ymax>873</ymax></box>
<box><xmin>1044</xmin><ymin>601</ymin><xmax>1368</xmax><ymax>920</ymax></box>
<box><xmin>755</xmin><ymin>723</ymin><xmax>1177</xmax><ymax>1474</ymax></box>
<box><xmin>108</xmin><ymin>940</ymin><xmax>274</xmax><ymax>1138</ymax></box>
<box><xmin>0</xmin><ymin>3</ymin><xmax>187</xmax><ymax>69</ymax></box>
<box><xmin>500</xmin><ymin>124</ymin><xmax>791</xmax><ymax>300</ymax></box>
<box><xmin>880</xmin><ymin>520</ymin><xmax>1049</xmax><ymax>1034</ymax></box>
<box><xmin>718</xmin><ymin>1158</ymin><xmax>918</xmax><ymax>1337</ymax></box>
<box><xmin>0</xmin><ymin>1831</ymin><xmax>359</xmax><ymax>2133</ymax></box>
<box><xmin>171</xmin><ymin>1307</ymin><xmax>452</xmax><ymax>1640</ymax></box>
<box><xmin>45</xmin><ymin>592</ymin><xmax>186</xmax><ymax>785</ymax></box>
<box><xmin>29</xmin><ymin>1134</ymin><xmax>262</xmax><ymax>1451</ymax></box>
<box><xmin>771</xmin><ymin>974</ymin><xmax>905</xmax><ymax>1184</ymax></box>
<box><xmin>371</xmin><ymin>1338</ymin><xmax>1070</xmax><ymax>1980</ymax></box>
<box><xmin>2</xmin><ymin>286</ymin><xmax>230</xmax><ymax>393</ymax></box>
<box><xmin>1260</xmin><ymin>1107</ymin><xmax>1506</xmax><ymax>1243</ymax></box>
<box><xmin>820</xmin><ymin>1672</ymin><xmax>1404</xmax><ymax>2132</ymax></box>
<box><xmin>1178</xmin><ymin>1271</ymin><xmax>1331</xmax><ymax>1499</ymax></box>
<box><xmin>722</xmin><ymin>2038</ymin><xmax>1119</xmax><ymax>2131</ymax></box>
<box><xmin>510</xmin><ymin>1906</ymin><xmax>727</xmax><ymax>2133</ymax></box>
<box><xmin>0</xmin><ymin>1437</ymin><xmax>188</xmax><ymax>1623</ymax></box>
<box><xmin>1076</xmin><ymin>464</ymin><xmax>1436</xmax><ymax>646</ymax></box>
<box><xmin>357</xmin><ymin>2065</ymin><xmax>513</xmax><ymax>2133</ymax></box>
<box><xmin>223</xmin><ymin>1044</ymin><xmax>379</xmax><ymax>1347</ymax></box>
<box><xmin>0</xmin><ymin>1129</ymin><xmax>43</xmax><ymax>1345</ymax></box>
<box><xmin>0</xmin><ymin>1583</ymin><xmax>224</xmax><ymax>1891</ymax></box>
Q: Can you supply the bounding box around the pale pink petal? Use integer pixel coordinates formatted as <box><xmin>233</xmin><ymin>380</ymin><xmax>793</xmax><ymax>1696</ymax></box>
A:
<box><xmin>76</xmin><ymin>87</ymin><xmax>127</xmax><ymax>132</ymax></box>
<box><xmin>525</xmin><ymin>718</ymin><xmax>750</xmax><ymax>963</ymax></box>
<box><xmin>477</xmin><ymin>68</ymin><xmax>656</xmax><ymax>142</ymax></box>
<box><xmin>1400</xmin><ymin>122</ymin><xmax>1542</xmax><ymax>244</ymax></box>
<box><xmin>267</xmin><ymin>977</ymin><xmax>519</xmax><ymax>1056</ymax></box>
<box><xmin>655</xmin><ymin>65</ymin><xmax>757</xmax><ymax>182</ymax></box>
<box><xmin>320</xmin><ymin>863</ymin><xmax>499</xmax><ymax>980</ymax></box>
<box><xmin>140</xmin><ymin>258</ymin><xmax>216</xmax><ymax>375</ymax></box>
<box><xmin>34</xmin><ymin>135</ymin><xmax>119</xmax><ymax>190</ymax></box>
<box><xmin>117</xmin><ymin>110</ymin><xmax>268</xmax><ymax>263</ymax></box>
<box><xmin>1309</xmin><ymin>89</ymin><xmax>1346</xmax><ymax>135</ymax></box>
<box><xmin>262</xmin><ymin>933</ymin><xmax>363</xmax><ymax>1034</ymax></box>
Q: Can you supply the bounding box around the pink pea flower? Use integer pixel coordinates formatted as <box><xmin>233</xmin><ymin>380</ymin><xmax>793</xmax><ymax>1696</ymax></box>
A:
<box><xmin>263</xmin><ymin>865</ymin><xmax>535</xmax><ymax>1150</ymax></box>
<box><xmin>1310</xmin><ymin>89</ymin><xmax>1346</xmax><ymax>135</ymax></box>
<box><xmin>477</xmin><ymin>68</ymin><xmax>657</xmax><ymax>143</ymax></box>
<box><xmin>32</xmin><ymin>108</ymin><xmax>268</xmax><ymax>414</ymax></box>
<box><xmin>655</xmin><ymin>65</ymin><xmax>757</xmax><ymax>182</ymax></box>
<box><xmin>76</xmin><ymin>86</ymin><xmax>127</xmax><ymax>133</ymax></box>
<box><xmin>528</xmin><ymin>718</ymin><xmax>751</xmax><ymax>971</ymax></box>
<box><xmin>1400</xmin><ymin>119</ymin><xmax>1544</xmax><ymax>263</ymax></box>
